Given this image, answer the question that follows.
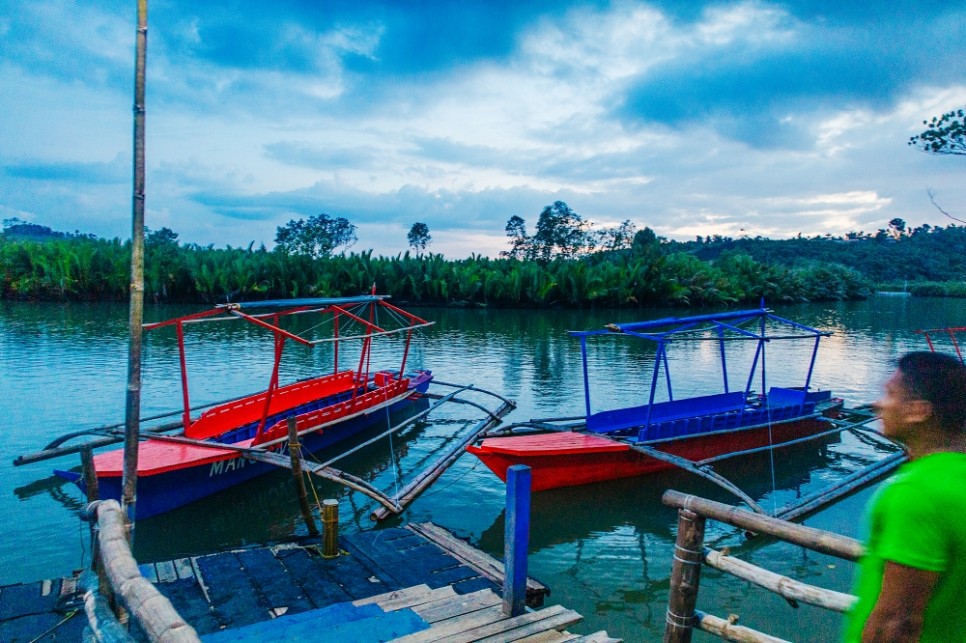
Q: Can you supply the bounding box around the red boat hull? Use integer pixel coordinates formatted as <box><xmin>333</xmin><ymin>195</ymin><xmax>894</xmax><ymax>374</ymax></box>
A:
<box><xmin>467</xmin><ymin>416</ymin><xmax>834</xmax><ymax>491</ymax></box>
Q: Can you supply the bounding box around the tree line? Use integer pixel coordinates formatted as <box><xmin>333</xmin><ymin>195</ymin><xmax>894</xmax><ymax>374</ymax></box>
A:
<box><xmin>5</xmin><ymin>211</ymin><xmax>965</xmax><ymax>307</ymax></box>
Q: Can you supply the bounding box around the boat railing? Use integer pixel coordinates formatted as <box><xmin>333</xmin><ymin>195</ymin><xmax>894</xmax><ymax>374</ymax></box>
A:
<box><xmin>82</xmin><ymin>499</ymin><xmax>200</xmax><ymax>642</ymax></box>
<box><xmin>661</xmin><ymin>489</ymin><xmax>859</xmax><ymax>643</ymax></box>
<box><xmin>187</xmin><ymin>370</ymin><xmax>358</xmax><ymax>440</ymax></box>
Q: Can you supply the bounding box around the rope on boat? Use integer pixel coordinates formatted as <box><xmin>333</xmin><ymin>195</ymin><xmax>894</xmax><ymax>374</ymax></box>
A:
<box><xmin>245</xmin><ymin>450</ymin><xmax>402</xmax><ymax>513</ymax></box>
<box><xmin>313</xmin><ymin>384</ymin><xmax>474</xmax><ymax>470</ymax></box>
<box><xmin>386</xmin><ymin>403</ymin><xmax>402</xmax><ymax>503</ymax></box>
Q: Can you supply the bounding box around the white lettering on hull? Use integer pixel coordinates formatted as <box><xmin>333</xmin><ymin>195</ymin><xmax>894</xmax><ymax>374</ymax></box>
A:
<box><xmin>209</xmin><ymin>456</ymin><xmax>246</xmax><ymax>477</ymax></box>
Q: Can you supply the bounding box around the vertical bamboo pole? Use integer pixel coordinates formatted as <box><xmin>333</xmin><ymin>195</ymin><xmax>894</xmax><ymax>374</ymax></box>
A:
<box><xmin>503</xmin><ymin>465</ymin><xmax>531</xmax><ymax>617</ymax></box>
<box><xmin>121</xmin><ymin>0</ymin><xmax>148</xmax><ymax>536</ymax></box>
<box><xmin>287</xmin><ymin>418</ymin><xmax>319</xmax><ymax>536</ymax></box>
<box><xmin>81</xmin><ymin>447</ymin><xmax>100</xmax><ymax>502</ymax></box>
<box><xmin>82</xmin><ymin>448</ymin><xmax>109</xmax><ymax>595</ymax></box>
<box><xmin>322</xmin><ymin>499</ymin><xmax>339</xmax><ymax>558</ymax></box>
<box><xmin>664</xmin><ymin>508</ymin><xmax>706</xmax><ymax>643</ymax></box>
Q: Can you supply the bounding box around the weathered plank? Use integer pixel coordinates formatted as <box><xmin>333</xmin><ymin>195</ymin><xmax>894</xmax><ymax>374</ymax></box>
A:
<box><xmin>156</xmin><ymin>560</ymin><xmax>178</xmax><ymax>583</ymax></box>
<box><xmin>474</xmin><ymin>607</ymin><xmax>584</xmax><ymax>643</ymax></box>
<box><xmin>570</xmin><ymin>632</ymin><xmax>623</xmax><ymax>643</ymax></box>
<box><xmin>407</xmin><ymin>522</ymin><xmax>548</xmax><ymax>606</ymax></box>
<box><xmin>392</xmin><ymin>605</ymin><xmax>509</xmax><ymax>643</ymax></box>
<box><xmin>514</xmin><ymin>629</ymin><xmax>579</xmax><ymax>642</ymax></box>
<box><xmin>412</xmin><ymin>589</ymin><xmax>502</xmax><ymax>623</ymax></box>
<box><xmin>173</xmin><ymin>558</ymin><xmax>195</xmax><ymax>581</ymax></box>
<box><xmin>430</xmin><ymin>604</ymin><xmax>582</xmax><ymax>643</ymax></box>
<box><xmin>352</xmin><ymin>584</ymin><xmax>432</xmax><ymax>607</ymax></box>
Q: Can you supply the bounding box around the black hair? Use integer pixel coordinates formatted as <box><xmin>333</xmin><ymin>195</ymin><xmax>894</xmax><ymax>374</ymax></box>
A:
<box><xmin>897</xmin><ymin>351</ymin><xmax>966</xmax><ymax>433</ymax></box>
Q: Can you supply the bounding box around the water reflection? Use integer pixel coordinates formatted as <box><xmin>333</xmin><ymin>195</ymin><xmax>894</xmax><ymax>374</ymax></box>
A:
<box><xmin>5</xmin><ymin>299</ymin><xmax>966</xmax><ymax>640</ymax></box>
<box><xmin>478</xmin><ymin>436</ymin><xmax>840</xmax><ymax>555</ymax></box>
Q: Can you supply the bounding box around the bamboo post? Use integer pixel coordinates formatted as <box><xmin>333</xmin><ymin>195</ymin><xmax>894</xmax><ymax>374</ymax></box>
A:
<box><xmin>81</xmin><ymin>447</ymin><xmax>100</xmax><ymax>502</ymax></box>
<box><xmin>503</xmin><ymin>465</ymin><xmax>531</xmax><ymax>617</ymax></box>
<box><xmin>121</xmin><ymin>0</ymin><xmax>149</xmax><ymax>537</ymax></box>
<box><xmin>664</xmin><ymin>508</ymin><xmax>706</xmax><ymax>643</ymax></box>
<box><xmin>81</xmin><ymin>448</ymin><xmax>116</xmax><ymax>605</ymax></box>
<box><xmin>287</xmin><ymin>418</ymin><xmax>318</xmax><ymax>536</ymax></box>
<box><xmin>322</xmin><ymin>499</ymin><xmax>339</xmax><ymax>558</ymax></box>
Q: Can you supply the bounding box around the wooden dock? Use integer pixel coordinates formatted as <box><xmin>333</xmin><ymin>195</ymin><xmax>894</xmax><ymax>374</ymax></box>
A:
<box><xmin>1</xmin><ymin>523</ymin><xmax>619</xmax><ymax>642</ymax></box>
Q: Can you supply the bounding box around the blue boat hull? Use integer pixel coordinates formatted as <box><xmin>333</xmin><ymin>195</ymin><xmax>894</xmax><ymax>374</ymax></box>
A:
<box><xmin>73</xmin><ymin>376</ymin><xmax>431</xmax><ymax>519</ymax></box>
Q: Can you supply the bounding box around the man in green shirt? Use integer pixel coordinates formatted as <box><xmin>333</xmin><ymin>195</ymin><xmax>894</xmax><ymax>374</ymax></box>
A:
<box><xmin>845</xmin><ymin>351</ymin><xmax>966</xmax><ymax>642</ymax></box>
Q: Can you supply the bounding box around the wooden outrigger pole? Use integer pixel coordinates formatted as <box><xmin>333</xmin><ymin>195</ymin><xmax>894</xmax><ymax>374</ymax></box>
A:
<box><xmin>121</xmin><ymin>0</ymin><xmax>148</xmax><ymax>532</ymax></box>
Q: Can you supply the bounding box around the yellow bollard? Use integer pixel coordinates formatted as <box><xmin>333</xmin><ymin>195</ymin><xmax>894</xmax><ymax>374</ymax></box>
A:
<box><xmin>322</xmin><ymin>499</ymin><xmax>339</xmax><ymax>558</ymax></box>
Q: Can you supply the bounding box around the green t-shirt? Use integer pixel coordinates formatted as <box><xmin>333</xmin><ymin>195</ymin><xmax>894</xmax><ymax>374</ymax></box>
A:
<box><xmin>844</xmin><ymin>452</ymin><xmax>966</xmax><ymax>642</ymax></box>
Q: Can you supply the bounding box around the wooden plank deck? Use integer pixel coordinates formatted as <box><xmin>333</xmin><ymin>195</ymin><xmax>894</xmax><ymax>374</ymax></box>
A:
<box><xmin>0</xmin><ymin>523</ymin><xmax>619</xmax><ymax>642</ymax></box>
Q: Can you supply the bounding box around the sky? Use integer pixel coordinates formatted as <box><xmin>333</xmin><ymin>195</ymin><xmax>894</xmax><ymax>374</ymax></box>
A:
<box><xmin>2</xmin><ymin>1</ymin><xmax>965</xmax><ymax>258</ymax></box>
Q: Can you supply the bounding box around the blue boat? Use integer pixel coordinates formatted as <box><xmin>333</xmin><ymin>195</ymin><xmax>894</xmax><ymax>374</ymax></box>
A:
<box><xmin>469</xmin><ymin>307</ymin><xmax>843</xmax><ymax>491</ymax></box>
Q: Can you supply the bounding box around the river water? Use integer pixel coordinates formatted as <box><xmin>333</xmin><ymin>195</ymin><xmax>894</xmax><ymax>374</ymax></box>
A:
<box><xmin>3</xmin><ymin>296</ymin><xmax>965</xmax><ymax>641</ymax></box>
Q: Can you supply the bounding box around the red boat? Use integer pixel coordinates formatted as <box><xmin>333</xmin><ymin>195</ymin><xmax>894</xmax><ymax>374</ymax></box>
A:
<box><xmin>468</xmin><ymin>308</ymin><xmax>843</xmax><ymax>491</ymax></box>
<box><xmin>55</xmin><ymin>295</ymin><xmax>434</xmax><ymax>518</ymax></box>
<box><xmin>916</xmin><ymin>325</ymin><xmax>965</xmax><ymax>364</ymax></box>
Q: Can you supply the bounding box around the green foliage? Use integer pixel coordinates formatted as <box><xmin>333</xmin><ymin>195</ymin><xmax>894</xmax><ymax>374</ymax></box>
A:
<box><xmin>909</xmin><ymin>107</ymin><xmax>966</xmax><ymax>156</ymax></box>
<box><xmin>274</xmin><ymin>213</ymin><xmax>357</xmax><ymax>258</ymax></box>
<box><xmin>407</xmin><ymin>222</ymin><xmax>431</xmax><ymax>254</ymax></box>
<box><xmin>6</xmin><ymin>219</ymin><xmax>966</xmax><ymax>308</ymax></box>
<box><xmin>531</xmin><ymin>201</ymin><xmax>593</xmax><ymax>261</ymax></box>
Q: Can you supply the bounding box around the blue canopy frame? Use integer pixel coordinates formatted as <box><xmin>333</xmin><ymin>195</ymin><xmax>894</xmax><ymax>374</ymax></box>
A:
<box><xmin>569</xmin><ymin>307</ymin><xmax>832</xmax><ymax>426</ymax></box>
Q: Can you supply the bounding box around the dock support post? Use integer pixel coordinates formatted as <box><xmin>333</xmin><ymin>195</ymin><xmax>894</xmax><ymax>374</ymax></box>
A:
<box><xmin>664</xmin><ymin>507</ymin><xmax>706</xmax><ymax>643</ymax></box>
<box><xmin>82</xmin><ymin>447</ymin><xmax>115</xmax><ymax>606</ymax></box>
<box><xmin>81</xmin><ymin>447</ymin><xmax>100</xmax><ymax>502</ymax></box>
<box><xmin>503</xmin><ymin>464</ymin><xmax>531</xmax><ymax>617</ymax></box>
<box><xmin>287</xmin><ymin>418</ymin><xmax>319</xmax><ymax>537</ymax></box>
<box><xmin>322</xmin><ymin>499</ymin><xmax>339</xmax><ymax>558</ymax></box>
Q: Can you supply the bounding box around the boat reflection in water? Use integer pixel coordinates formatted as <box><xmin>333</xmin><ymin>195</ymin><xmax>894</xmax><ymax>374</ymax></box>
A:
<box><xmin>478</xmin><ymin>433</ymin><xmax>842</xmax><ymax>556</ymax></box>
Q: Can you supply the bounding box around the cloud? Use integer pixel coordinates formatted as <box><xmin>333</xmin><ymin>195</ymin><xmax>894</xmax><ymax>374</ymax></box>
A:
<box><xmin>1</xmin><ymin>0</ymin><xmax>965</xmax><ymax>257</ymax></box>
<box><xmin>3</xmin><ymin>155</ymin><xmax>127</xmax><ymax>183</ymax></box>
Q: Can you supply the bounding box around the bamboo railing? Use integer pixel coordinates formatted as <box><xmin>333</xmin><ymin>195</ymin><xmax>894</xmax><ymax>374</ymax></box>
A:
<box><xmin>662</xmin><ymin>490</ymin><xmax>861</xmax><ymax>643</ymax></box>
<box><xmin>83</xmin><ymin>500</ymin><xmax>200</xmax><ymax>642</ymax></box>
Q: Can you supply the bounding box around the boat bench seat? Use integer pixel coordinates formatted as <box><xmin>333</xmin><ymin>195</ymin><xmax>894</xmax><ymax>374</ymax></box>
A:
<box><xmin>186</xmin><ymin>371</ymin><xmax>358</xmax><ymax>440</ymax></box>
<box><xmin>766</xmin><ymin>387</ymin><xmax>806</xmax><ymax>409</ymax></box>
<box><xmin>587</xmin><ymin>391</ymin><xmax>746</xmax><ymax>434</ymax></box>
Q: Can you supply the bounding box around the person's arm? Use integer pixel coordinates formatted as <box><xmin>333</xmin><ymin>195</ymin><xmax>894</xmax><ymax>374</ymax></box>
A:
<box><xmin>861</xmin><ymin>562</ymin><xmax>939</xmax><ymax>643</ymax></box>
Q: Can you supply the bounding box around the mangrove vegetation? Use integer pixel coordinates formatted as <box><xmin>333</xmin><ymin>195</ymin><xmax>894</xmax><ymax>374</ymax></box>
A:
<box><xmin>2</xmin><ymin>208</ymin><xmax>965</xmax><ymax>308</ymax></box>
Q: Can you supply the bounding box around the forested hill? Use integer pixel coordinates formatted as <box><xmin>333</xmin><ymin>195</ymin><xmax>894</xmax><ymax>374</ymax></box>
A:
<box><xmin>672</xmin><ymin>224</ymin><xmax>966</xmax><ymax>284</ymax></box>
<box><xmin>2</xmin><ymin>219</ymin><xmax>965</xmax><ymax>306</ymax></box>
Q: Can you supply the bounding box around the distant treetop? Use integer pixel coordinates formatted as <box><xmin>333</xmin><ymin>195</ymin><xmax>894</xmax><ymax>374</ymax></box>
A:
<box><xmin>909</xmin><ymin>107</ymin><xmax>966</xmax><ymax>156</ymax></box>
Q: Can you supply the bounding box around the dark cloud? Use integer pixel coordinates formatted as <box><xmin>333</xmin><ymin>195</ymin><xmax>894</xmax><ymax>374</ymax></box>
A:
<box><xmin>618</xmin><ymin>7</ymin><xmax>965</xmax><ymax>148</ymax></box>
<box><xmin>3</xmin><ymin>157</ymin><xmax>127</xmax><ymax>184</ymax></box>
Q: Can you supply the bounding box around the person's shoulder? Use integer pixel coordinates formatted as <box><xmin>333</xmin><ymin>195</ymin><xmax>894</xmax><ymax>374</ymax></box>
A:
<box><xmin>895</xmin><ymin>453</ymin><xmax>966</xmax><ymax>497</ymax></box>
<box><xmin>910</xmin><ymin>451</ymin><xmax>966</xmax><ymax>473</ymax></box>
